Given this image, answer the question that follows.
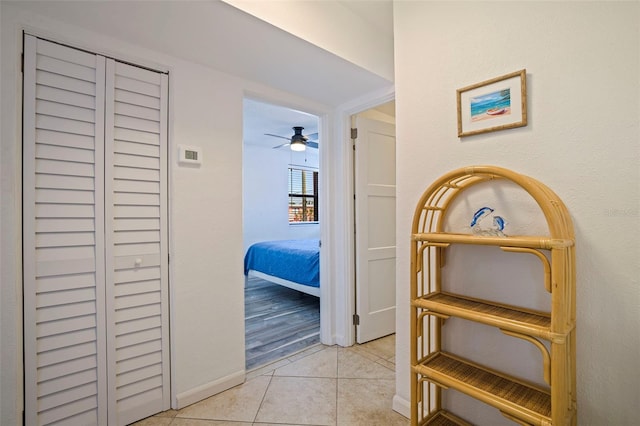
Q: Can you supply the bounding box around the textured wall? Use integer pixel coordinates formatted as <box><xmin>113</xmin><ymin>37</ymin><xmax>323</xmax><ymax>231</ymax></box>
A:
<box><xmin>394</xmin><ymin>2</ymin><xmax>639</xmax><ymax>424</ymax></box>
<box><xmin>0</xmin><ymin>3</ymin><xmax>330</xmax><ymax>421</ymax></box>
<box><xmin>243</xmin><ymin>144</ymin><xmax>320</xmax><ymax>252</ymax></box>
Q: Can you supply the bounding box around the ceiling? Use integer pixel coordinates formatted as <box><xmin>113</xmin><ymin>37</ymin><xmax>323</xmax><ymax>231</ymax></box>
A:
<box><xmin>9</xmin><ymin>1</ymin><xmax>394</xmax><ymax>152</ymax></box>
<box><xmin>243</xmin><ymin>99</ymin><xmax>319</xmax><ymax>149</ymax></box>
<box><xmin>243</xmin><ymin>98</ymin><xmax>396</xmax><ymax>151</ymax></box>
<box><xmin>10</xmin><ymin>0</ymin><xmax>393</xmax><ymax>107</ymax></box>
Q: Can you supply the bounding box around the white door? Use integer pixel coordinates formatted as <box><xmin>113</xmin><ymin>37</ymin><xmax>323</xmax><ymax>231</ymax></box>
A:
<box><xmin>23</xmin><ymin>35</ymin><xmax>170</xmax><ymax>426</ymax></box>
<box><xmin>354</xmin><ymin>115</ymin><xmax>396</xmax><ymax>343</ymax></box>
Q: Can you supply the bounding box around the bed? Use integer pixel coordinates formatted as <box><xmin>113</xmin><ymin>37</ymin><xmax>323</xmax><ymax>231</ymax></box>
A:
<box><xmin>244</xmin><ymin>239</ymin><xmax>320</xmax><ymax>297</ymax></box>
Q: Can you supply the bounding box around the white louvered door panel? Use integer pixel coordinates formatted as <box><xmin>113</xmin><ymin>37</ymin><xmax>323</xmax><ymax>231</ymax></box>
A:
<box><xmin>23</xmin><ymin>35</ymin><xmax>108</xmax><ymax>426</ymax></box>
<box><xmin>104</xmin><ymin>59</ymin><xmax>170</xmax><ymax>426</ymax></box>
<box><xmin>24</xmin><ymin>35</ymin><xmax>169</xmax><ymax>426</ymax></box>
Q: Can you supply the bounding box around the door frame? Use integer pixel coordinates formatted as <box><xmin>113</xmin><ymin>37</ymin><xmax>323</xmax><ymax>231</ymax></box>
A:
<box><xmin>331</xmin><ymin>87</ymin><xmax>395</xmax><ymax>347</ymax></box>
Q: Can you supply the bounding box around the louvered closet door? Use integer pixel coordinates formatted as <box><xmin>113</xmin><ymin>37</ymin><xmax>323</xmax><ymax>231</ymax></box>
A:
<box><xmin>104</xmin><ymin>59</ymin><xmax>169</xmax><ymax>425</ymax></box>
<box><xmin>23</xmin><ymin>35</ymin><xmax>108</xmax><ymax>426</ymax></box>
<box><xmin>23</xmin><ymin>34</ymin><xmax>169</xmax><ymax>426</ymax></box>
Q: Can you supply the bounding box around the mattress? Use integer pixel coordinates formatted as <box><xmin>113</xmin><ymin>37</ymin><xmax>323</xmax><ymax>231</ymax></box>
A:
<box><xmin>244</xmin><ymin>239</ymin><xmax>320</xmax><ymax>288</ymax></box>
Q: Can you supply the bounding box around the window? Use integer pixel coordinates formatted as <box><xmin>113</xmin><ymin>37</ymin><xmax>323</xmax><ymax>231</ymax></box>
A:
<box><xmin>288</xmin><ymin>167</ymin><xmax>318</xmax><ymax>223</ymax></box>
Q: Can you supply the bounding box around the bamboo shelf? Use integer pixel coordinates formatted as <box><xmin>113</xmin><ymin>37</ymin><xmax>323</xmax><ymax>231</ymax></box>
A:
<box><xmin>415</xmin><ymin>352</ymin><xmax>551</xmax><ymax>425</ymax></box>
<box><xmin>410</xmin><ymin>166</ymin><xmax>576</xmax><ymax>425</ymax></box>
<box><xmin>423</xmin><ymin>409</ymin><xmax>473</xmax><ymax>426</ymax></box>
<box><xmin>412</xmin><ymin>232</ymin><xmax>573</xmax><ymax>250</ymax></box>
<box><xmin>413</xmin><ymin>293</ymin><xmax>558</xmax><ymax>342</ymax></box>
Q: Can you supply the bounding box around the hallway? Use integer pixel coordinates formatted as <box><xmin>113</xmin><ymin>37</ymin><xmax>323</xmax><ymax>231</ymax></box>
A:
<box><xmin>134</xmin><ymin>335</ymin><xmax>408</xmax><ymax>425</ymax></box>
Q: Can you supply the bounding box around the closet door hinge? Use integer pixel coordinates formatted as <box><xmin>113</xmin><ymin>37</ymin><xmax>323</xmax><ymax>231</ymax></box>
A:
<box><xmin>21</xmin><ymin>53</ymin><xmax>24</xmax><ymax>73</ymax></box>
<box><xmin>353</xmin><ymin>314</ymin><xmax>360</xmax><ymax>325</ymax></box>
<box><xmin>351</xmin><ymin>128</ymin><xmax>358</xmax><ymax>139</ymax></box>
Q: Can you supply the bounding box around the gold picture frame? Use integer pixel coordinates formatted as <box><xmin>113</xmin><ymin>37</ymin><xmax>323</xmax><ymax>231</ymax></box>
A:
<box><xmin>457</xmin><ymin>69</ymin><xmax>527</xmax><ymax>137</ymax></box>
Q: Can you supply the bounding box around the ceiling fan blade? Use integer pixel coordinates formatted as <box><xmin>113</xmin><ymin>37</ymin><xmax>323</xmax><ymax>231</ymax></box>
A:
<box><xmin>273</xmin><ymin>141</ymin><xmax>317</xmax><ymax>149</ymax></box>
<box><xmin>266</xmin><ymin>128</ymin><xmax>318</xmax><ymax>149</ymax></box>
<box><xmin>272</xmin><ymin>142</ymin><xmax>290</xmax><ymax>149</ymax></box>
<box><xmin>265</xmin><ymin>133</ymin><xmax>290</xmax><ymax>141</ymax></box>
<box><xmin>304</xmin><ymin>132</ymin><xmax>318</xmax><ymax>140</ymax></box>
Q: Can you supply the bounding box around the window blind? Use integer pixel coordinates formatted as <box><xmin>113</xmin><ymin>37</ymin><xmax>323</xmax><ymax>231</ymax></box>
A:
<box><xmin>288</xmin><ymin>167</ymin><xmax>318</xmax><ymax>222</ymax></box>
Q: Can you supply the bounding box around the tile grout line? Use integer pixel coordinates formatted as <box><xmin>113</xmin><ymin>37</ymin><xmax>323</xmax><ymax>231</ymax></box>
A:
<box><xmin>144</xmin><ymin>337</ymin><xmax>401</xmax><ymax>426</ymax></box>
<box><xmin>335</xmin><ymin>378</ymin><xmax>340</xmax><ymax>426</ymax></box>
<box><xmin>335</xmin><ymin>347</ymin><xmax>339</xmax><ymax>426</ymax></box>
<box><xmin>252</xmin><ymin>373</ymin><xmax>274</xmax><ymax>424</ymax></box>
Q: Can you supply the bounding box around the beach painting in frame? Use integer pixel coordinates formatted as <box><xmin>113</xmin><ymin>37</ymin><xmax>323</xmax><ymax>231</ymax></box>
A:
<box><xmin>470</xmin><ymin>89</ymin><xmax>511</xmax><ymax>122</ymax></box>
<box><xmin>457</xmin><ymin>69</ymin><xmax>527</xmax><ymax>137</ymax></box>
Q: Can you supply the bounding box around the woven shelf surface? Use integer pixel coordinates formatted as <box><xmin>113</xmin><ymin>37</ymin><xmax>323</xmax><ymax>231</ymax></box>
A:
<box><xmin>417</xmin><ymin>352</ymin><xmax>551</xmax><ymax>421</ymax></box>
<box><xmin>412</xmin><ymin>232</ymin><xmax>573</xmax><ymax>250</ymax></box>
<box><xmin>423</xmin><ymin>410</ymin><xmax>472</xmax><ymax>426</ymax></box>
<box><xmin>415</xmin><ymin>292</ymin><xmax>551</xmax><ymax>331</ymax></box>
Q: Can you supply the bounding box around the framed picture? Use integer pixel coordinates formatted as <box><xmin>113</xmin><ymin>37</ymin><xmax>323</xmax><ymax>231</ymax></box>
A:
<box><xmin>457</xmin><ymin>69</ymin><xmax>527</xmax><ymax>137</ymax></box>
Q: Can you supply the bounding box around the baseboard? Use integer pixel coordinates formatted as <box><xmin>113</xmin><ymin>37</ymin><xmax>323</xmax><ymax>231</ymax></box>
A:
<box><xmin>333</xmin><ymin>332</ymin><xmax>347</xmax><ymax>347</ymax></box>
<box><xmin>174</xmin><ymin>370</ymin><xmax>245</xmax><ymax>409</ymax></box>
<box><xmin>393</xmin><ymin>393</ymin><xmax>411</xmax><ymax>419</ymax></box>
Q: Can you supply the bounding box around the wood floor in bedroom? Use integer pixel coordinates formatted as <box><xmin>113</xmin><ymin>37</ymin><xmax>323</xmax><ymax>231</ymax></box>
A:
<box><xmin>244</xmin><ymin>276</ymin><xmax>320</xmax><ymax>370</ymax></box>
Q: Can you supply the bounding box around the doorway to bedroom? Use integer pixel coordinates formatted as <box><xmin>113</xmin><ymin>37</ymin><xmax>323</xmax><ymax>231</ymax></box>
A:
<box><xmin>242</xmin><ymin>98</ymin><xmax>321</xmax><ymax>370</ymax></box>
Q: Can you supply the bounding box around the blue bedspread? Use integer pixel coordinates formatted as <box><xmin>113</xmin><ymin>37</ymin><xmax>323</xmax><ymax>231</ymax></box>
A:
<box><xmin>244</xmin><ymin>239</ymin><xmax>320</xmax><ymax>288</ymax></box>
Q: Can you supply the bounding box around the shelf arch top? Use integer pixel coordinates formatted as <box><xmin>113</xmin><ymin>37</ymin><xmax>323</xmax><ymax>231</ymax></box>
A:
<box><xmin>412</xmin><ymin>165</ymin><xmax>574</xmax><ymax>241</ymax></box>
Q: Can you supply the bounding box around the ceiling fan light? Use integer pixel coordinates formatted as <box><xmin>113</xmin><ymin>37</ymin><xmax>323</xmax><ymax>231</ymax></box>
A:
<box><xmin>290</xmin><ymin>139</ymin><xmax>306</xmax><ymax>151</ymax></box>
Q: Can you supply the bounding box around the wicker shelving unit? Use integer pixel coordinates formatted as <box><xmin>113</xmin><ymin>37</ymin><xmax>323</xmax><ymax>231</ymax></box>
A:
<box><xmin>410</xmin><ymin>166</ymin><xmax>576</xmax><ymax>426</ymax></box>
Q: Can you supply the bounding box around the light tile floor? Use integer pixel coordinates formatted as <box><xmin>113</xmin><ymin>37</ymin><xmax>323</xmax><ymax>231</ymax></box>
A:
<box><xmin>133</xmin><ymin>334</ymin><xmax>409</xmax><ymax>426</ymax></box>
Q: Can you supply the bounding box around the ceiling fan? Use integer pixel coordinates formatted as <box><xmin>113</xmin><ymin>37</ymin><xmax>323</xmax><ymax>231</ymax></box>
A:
<box><xmin>266</xmin><ymin>126</ymin><xmax>319</xmax><ymax>151</ymax></box>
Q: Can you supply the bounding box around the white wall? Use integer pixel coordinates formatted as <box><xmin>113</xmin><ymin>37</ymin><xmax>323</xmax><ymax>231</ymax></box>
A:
<box><xmin>223</xmin><ymin>0</ymin><xmax>394</xmax><ymax>82</ymax></box>
<box><xmin>243</xmin><ymin>144</ymin><xmax>319</xmax><ymax>251</ymax></box>
<box><xmin>1</xmin><ymin>5</ymin><xmax>24</xmax><ymax>423</ymax></box>
<box><xmin>394</xmin><ymin>2</ymin><xmax>639</xmax><ymax>425</ymax></box>
<box><xmin>169</xmin><ymin>58</ymin><xmax>247</xmax><ymax>405</ymax></box>
<box><xmin>0</xmin><ymin>3</ymin><xmax>332</xmax><ymax>422</ymax></box>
